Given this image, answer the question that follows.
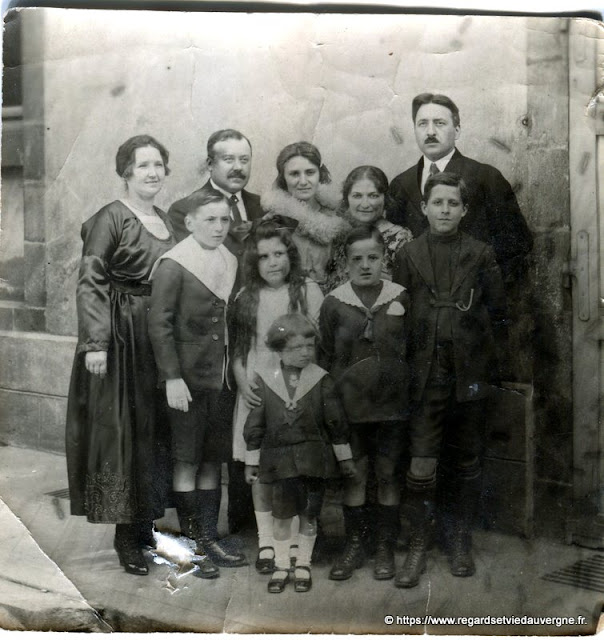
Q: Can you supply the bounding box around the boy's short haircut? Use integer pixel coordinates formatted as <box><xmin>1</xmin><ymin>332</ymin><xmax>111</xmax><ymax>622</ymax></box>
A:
<box><xmin>423</xmin><ymin>171</ymin><xmax>469</xmax><ymax>206</ymax></box>
<box><xmin>343</xmin><ymin>224</ymin><xmax>385</xmax><ymax>257</ymax></box>
<box><xmin>186</xmin><ymin>189</ymin><xmax>230</xmax><ymax>218</ymax></box>
<box><xmin>265</xmin><ymin>313</ymin><xmax>318</xmax><ymax>352</ymax></box>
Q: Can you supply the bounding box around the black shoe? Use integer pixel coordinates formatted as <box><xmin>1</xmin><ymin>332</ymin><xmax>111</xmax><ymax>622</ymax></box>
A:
<box><xmin>255</xmin><ymin>547</ymin><xmax>275</xmax><ymax>574</ymax></box>
<box><xmin>293</xmin><ymin>566</ymin><xmax>312</xmax><ymax>592</ymax></box>
<box><xmin>329</xmin><ymin>534</ymin><xmax>365</xmax><ymax>580</ymax></box>
<box><xmin>268</xmin><ymin>569</ymin><xmax>290</xmax><ymax>593</ymax></box>
<box><xmin>137</xmin><ymin>521</ymin><xmax>157</xmax><ymax>549</ymax></box>
<box><xmin>394</xmin><ymin>542</ymin><xmax>426</xmax><ymax>588</ymax></box>
<box><xmin>448</xmin><ymin>529</ymin><xmax>475</xmax><ymax>577</ymax></box>
<box><xmin>204</xmin><ymin>539</ymin><xmax>248</xmax><ymax>568</ymax></box>
<box><xmin>192</xmin><ymin>553</ymin><xmax>220</xmax><ymax>579</ymax></box>
<box><xmin>113</xmin><ymin>539</ymin><xmax>149</xmax><ymax>576</ymax></box>
<box><xmin>373</xmin><ymin>538</ymin><xmax>395</xmax><ymax>580</ymax></box>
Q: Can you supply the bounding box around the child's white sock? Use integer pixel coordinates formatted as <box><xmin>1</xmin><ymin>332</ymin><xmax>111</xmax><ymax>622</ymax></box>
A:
<box><xmin>273</xmin><ymin>538</ymin><xmax>291</xmax><ymax>571</ymax></box>
<box><xmin>289</xmin><ymin>515</ymin><xmax>300</xmax><ymax>559</ymax></box>
<box><xmin>255</xmin><ymin>510</ymin><xmax>274</xmax><ymax>557</ymax></box>
<box><xmin>295</xmin><ymin>532</ymin><xmax>317</xmax><ymax>567</ymax></box>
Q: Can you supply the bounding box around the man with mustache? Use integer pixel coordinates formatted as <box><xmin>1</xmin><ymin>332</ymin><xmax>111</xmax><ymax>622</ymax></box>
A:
<box><xmin>168</xmin><ymin>129</ymin><xmax>264</xmax><ymax>257</ymax></box>
<box><xmin>386</xmin><ymin>93</ymin><xmax>532</xmax><ymax>284</ymax></box>
<box><xmin>168</xmin><ymin>129</ymin><xmax>264</xmax><ymax>536</ymax></box>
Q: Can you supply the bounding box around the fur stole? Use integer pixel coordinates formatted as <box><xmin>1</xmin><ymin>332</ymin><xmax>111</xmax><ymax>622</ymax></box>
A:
<box><xmin>261</xmin><ymin>185</ymin><xmax>350</xmax><ymax>246</ymax></box>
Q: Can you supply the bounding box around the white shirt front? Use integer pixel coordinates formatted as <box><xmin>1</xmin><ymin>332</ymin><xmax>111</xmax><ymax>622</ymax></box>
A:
<box><xmin>420</xmin><ymin>148</ymin><xmax>457</xmax><ymax>193</ymax></box>
<box><xmin>210</xmin><ymin>179</ymin><xmax>249</xmax><ymax>222</ymax></box>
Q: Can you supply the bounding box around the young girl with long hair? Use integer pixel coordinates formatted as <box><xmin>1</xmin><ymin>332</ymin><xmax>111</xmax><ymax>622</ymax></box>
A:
<box><xmin>230</xmin><ymin>221</ymin><xmax>324</xmax><ymax>573</ymax></box>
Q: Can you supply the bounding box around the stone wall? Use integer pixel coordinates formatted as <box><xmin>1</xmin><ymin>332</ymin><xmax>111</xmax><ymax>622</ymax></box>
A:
<box><xmin>0</xmin><ymin>10</ymin><xmax>577</xmax><ymax>535</ymax></box>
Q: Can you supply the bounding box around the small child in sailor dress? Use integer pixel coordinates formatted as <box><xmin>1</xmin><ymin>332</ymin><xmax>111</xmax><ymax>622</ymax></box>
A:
<box><xmin>244</xmin><ymin>313</ymin><xmax>355</xmax><ymax>593</ymax></box>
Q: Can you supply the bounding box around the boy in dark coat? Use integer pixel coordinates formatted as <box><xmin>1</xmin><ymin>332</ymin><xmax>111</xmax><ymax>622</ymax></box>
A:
<box><xmin>320</xmin><ymin>226</ymin><xmax>410</xmax><ymax>582</ymax></box>
<box><xmin>393</xmin><ymin>172</ymin><xmax>508</xmax><ymax>588</ymax></box>
<box><xmin>148</xmin><ymin>190</ymin><xmax>247</xmax><ymax>577</ymax></box>
<box><xmin>244</xmin><ymin>313</ymin><xmax>354</xmax><ymax>594</ymax></box>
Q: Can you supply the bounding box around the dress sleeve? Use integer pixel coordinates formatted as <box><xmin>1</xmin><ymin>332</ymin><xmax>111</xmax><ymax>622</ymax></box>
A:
<box><xmin>243</xmin><ymin>375</ymin><xmax>267</xmax><ymax>465</ymax></box>
<box><xmin>75</xmin><ymin>208</ymin><xmax>120</xmax><ymax>353</ymax></box>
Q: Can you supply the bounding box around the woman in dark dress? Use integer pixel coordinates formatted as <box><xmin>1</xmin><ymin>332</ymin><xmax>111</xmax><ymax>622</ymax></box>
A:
<box><xmin>66</xmin><ymin>134</ymin><xmax>176</xmax><ymax>575</ymax></box>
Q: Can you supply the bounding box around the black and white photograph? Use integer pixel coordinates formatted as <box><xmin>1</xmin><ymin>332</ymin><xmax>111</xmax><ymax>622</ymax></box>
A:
<box><xmin>1</xmin><ymin>6</ymin><xmax>604</xmax><ymax>635</ymax></box>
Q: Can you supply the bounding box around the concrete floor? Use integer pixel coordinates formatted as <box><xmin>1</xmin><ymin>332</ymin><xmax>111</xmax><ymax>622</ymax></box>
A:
<box><xmin>0</xmin><ymin>444</ymin><xmax>602</xmax><ymax>635</ymax></box>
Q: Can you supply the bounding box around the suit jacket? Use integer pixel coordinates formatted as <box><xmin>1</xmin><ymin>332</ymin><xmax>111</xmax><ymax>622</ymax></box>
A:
<box><xmin>386</xmin><ymin>149</ymin><xmax>533</xmax><ymax>283</ymax></box>
<box><xmin>148</xmin><ymin>258</ymin><xmax>231</xmax><ymax>391</ymax></box>
<box><xmin>393</xmin><ymin>231</ymin><xmax>508</xmax><ymax>403</ymax></box>
<box><xmin>167</xmin><ymin>179</ymin><xmax>264</xmax><ymax>259</ymax></box>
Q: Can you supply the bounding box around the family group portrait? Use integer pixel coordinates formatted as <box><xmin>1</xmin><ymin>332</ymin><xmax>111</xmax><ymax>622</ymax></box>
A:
<box><xmin>1</xmin><ymin>7</ymin><xmax>604</xmax><ymax>635</ymax></box>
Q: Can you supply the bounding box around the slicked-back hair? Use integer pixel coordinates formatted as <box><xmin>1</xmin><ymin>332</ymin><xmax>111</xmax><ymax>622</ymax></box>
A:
<box><xmin>186</xmin><ymin>189</ymin><xmax>230</xmax><ymax>218</ymax></box>
<box><xmin>207</xmin><ymin>129</ymin><xmax>252</xmax><ymax>160</ymax></box>
<box><xmin>412</xmin><ymin>93</ymin><xmax>460</xmax><ymax>128</ymax></box>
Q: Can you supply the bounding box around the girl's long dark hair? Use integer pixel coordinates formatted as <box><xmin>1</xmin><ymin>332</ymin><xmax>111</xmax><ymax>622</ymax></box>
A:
<box><xmin>232</xmin><ymin>221</ymin><xmax>309</xmax><ymax>364</ymax></box>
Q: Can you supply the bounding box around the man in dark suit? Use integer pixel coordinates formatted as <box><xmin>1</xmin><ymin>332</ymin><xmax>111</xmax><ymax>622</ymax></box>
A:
<box><xmin>168</xmin><ymin>129</ymin><xmax>264</xmax><ymax>258</ymax></box>
<box><xmin>168</xmin><ymin>129</ymin><xmax>264</xmax><ymax>535</ymax></box>
<box><xmin>387</xmin><ymin>93</ymin><xmax>532</xmax><ymax>284</ymax></box>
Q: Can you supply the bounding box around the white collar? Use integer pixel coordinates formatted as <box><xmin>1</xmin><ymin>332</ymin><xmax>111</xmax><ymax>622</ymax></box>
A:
<box><xmin>327</xmin><ymin>279</ymin><xmax>405</xmax><ymax>312</ymax></box>
<box><xmin>150</xmin><ymin>235</ymin><xmax>237</xmax><ymax>302</ymax></box>
<box><xmin>423</xmin><ymin>147</ymin><xmax>456</xmax><ymax>173</ymax></box>
<box><xmin>257</xmin><ymin>362</ymin><xmax>327</xmax><ymax>410</ymax></box>
<box><xmin>210</xmin><ymin>178</ymin><xmax>241</xmax><ymax>202</ymax></box>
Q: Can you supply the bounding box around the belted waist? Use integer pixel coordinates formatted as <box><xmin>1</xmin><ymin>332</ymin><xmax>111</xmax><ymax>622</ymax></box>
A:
<box><xmin>110</xmin><ymin>279</ymin><xmax>152</xmax><ymax>296</ymax></box>
<box><xmin>429</xmin><ymin>288</ymin><xmax>474</xmax><ymax>312</ymax></box>
<box><xmin>430</xmin><ymin>299</ymin><xmax>458</xmax><ymax>309</ymax></box>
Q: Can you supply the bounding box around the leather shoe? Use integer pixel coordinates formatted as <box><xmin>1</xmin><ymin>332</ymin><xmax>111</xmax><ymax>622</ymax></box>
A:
<box><xmin>204</xmin><ymin>539</ymin><xmax>248</xmax><ymax>568</ymax></box>
<box><xmin>293</xmin><ymin>566</ymin><xmax>312</xmax><ymax>593</ymax></box>
<box><xmin>373</xmin><ymin>539</ymin><xmax>395</xmax><ymax>580</ymax></box>
<box><xmin>114</xmin><ymin>540</ymin><xmax>149</xmax><ymax>576</ymax></box>
<box><xmin>394</xmin><ymin>547</ymin><xmax>426</xmax><ymax>588</ymax></box>
<box><xmin>255</xmin><ymin>547</ymin><xmax>275</xmax><ymax>574</ymax></box>
<box><xmin>192</xmin><ymin>554</ymin><xmax>220</xmax><ymax>579</ymax></box>
<box><xmin>268</xmin><ymin>569</ymin><xmax>290</xmax><ymax>594</ymax></box>
<box><xmin>329</xmin><ymin>534</ymin><xmax>365</xmax><ymax>580</ymax></box>
<box><xmin>449</xmin><ymin>548</ymin><xmax>475</xmax><ymax>577</ymax></box>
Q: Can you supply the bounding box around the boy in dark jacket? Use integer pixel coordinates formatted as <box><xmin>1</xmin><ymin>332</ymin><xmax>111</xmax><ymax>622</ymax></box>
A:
<box><xmin>149</xmin><ymin>190</ymin><xmax>247</xmax><ymax>578</ymax></box>
<box><xmin>320</xmin><ymin>225</ymin><xmax>410</xmax><ymax>582</ymax></box>
<box><xmin>244</xmin><ymin>313</ymin><xmax>354</xmax><ymax>594</ymax></box>
<box><xmin>393</xmin><ymin>172</ymin><xmax>508</xmax><ymax>588</ymax></box>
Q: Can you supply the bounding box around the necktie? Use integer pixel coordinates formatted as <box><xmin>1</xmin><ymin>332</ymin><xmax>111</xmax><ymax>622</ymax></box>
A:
<box><xmin>229</xmin><ymin>194</ymin><xmax>243</xmax><ymax>224</ymax></box>
<box><xmin>429</xmin><ymin>162</ymin><xmax>440</xmax><ymax>177</ymax></box>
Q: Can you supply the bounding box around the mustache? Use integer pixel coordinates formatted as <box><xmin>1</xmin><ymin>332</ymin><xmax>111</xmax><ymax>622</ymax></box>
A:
<box><xmin>424</xmin><ymin>136</ymin><xmax>439</xmax><ymax>143</ymax></box>
<box><xmin>228</xmin><ymin>170</ymin><xmax>246</xmax><ymax>179</ymax></box>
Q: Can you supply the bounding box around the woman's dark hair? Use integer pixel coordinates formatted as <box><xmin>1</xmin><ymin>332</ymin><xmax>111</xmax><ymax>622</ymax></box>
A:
<box><xmin>422</xmin><ymin>171</ymin><xmax>468</xmax><ymax>206</ymax></box>
<box><xmin>231</xmin><ymin>221</ymin><xmax>309</xmax><ymax>364</ymax></box>
<box><xmin>412</xmin><ymin>93</ymin><xmax>460</xmax><ymax>128</ymax></box>
<box><xmin>116</xmin><ymin>134</ymin><xmax>171</xmax><ymax>179</ymax></box>
<box><xmin>275</xmin><ymin>141</ymin><xmax>331</xmax><ymax>191</ymax></box>
<box><xmin>265</xmin><ymin>313</ymin><xmax>318</xmax><ymax>352</ymax></box>
<box><xmin>340</xmin><ymin>165</ymin><xmax>391</xmax><ymax>217</ymax></box>
<box><xmin>343</xmin><ymin>224</ymin><xmax>386</xmax><ymax>257</ymax></box>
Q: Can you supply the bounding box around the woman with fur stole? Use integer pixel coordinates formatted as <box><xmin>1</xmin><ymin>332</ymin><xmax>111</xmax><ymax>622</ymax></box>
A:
<box><xmin>261</xmin><ymin>141</ymin><xmax>350</xmax><ymax>294</ymax></box>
